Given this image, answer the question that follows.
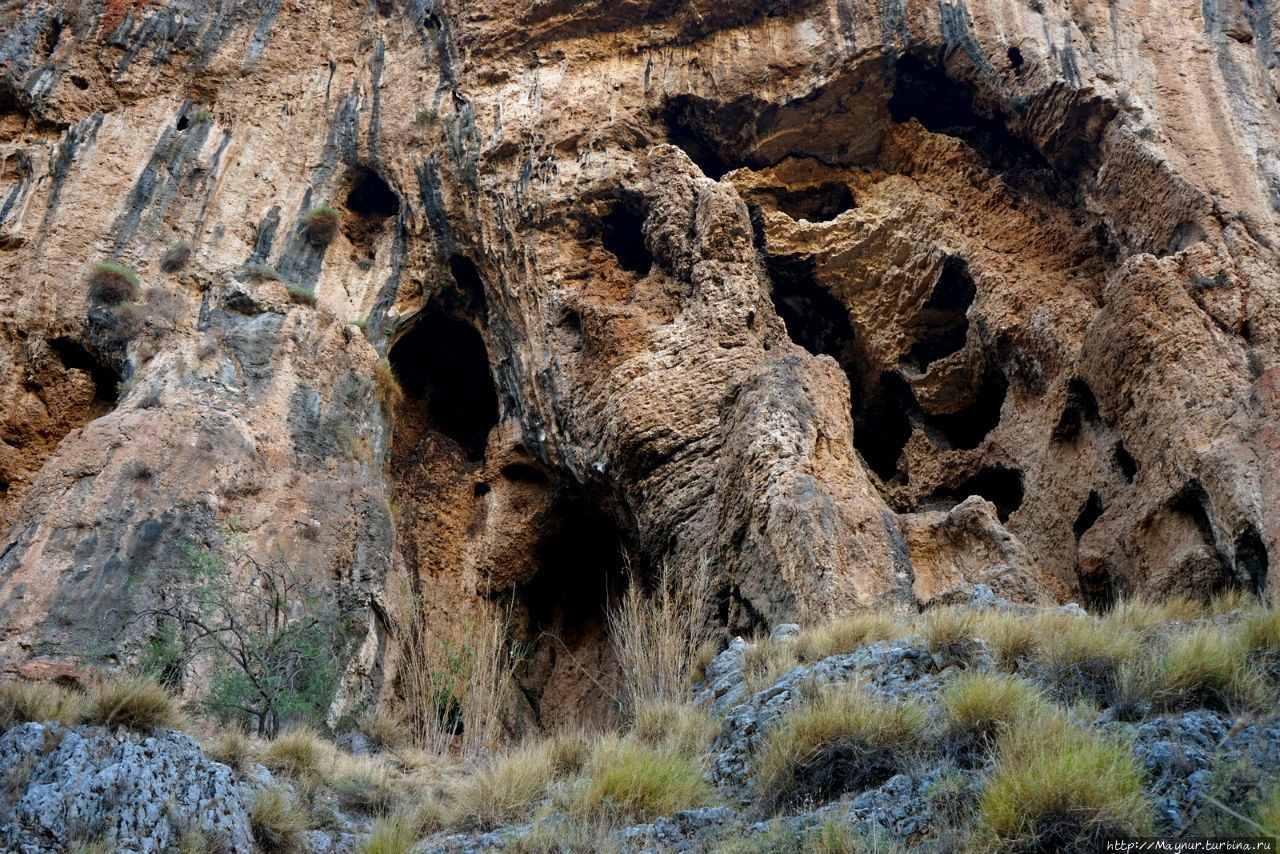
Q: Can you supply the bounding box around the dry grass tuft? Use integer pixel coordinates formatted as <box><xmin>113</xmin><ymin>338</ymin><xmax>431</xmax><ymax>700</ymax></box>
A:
<box><xmin>631</xmin><ymin>698</ymin><xmax>719</xmax><ymax>758</ymax></box>
<box><xmin>792</xmin><ymin>613</ymin><xmax>900</xmax><ymax>664</ymax></box>
<box><xmin>976</xmin><ymin>709</ymin><xmax>1150</xmax><ymax>850</ymax></box>
<box><xmin>208</xmin><ymin>726</ymin><xmax>255</xmax><ymax>771</ymax></box>
<box><xmin>755</xmin><ymin>686</ymin><xmax>929</xmax><ymax>814</ymax></box>
<box><xmin>1238</xmin><ymin>608</ymin><xmax>1280</xmax><ymax>678</ymax></box>
<box><xmin>609</xmin><ymin>558</ymin><xmax>714</xmax><ymax>714</ymax></box>
<box><xmin>352</xmin><ymin>810</ymin><xmax>421</xmax><ymax>854</ymax></box>
<box><xmin>570</xmin><ymin>734</ymin><xmax>715</xmax><ymax>823</ymax></box>
<box><xmin>918</xmin><ymin>606</ymin><xmax>980</xmax><ymax>666</ymax></box>
<box><xmin>974</xmin><ymin>610</ymin><xmax>1039</xmax><ymax>672</ymax></box>
<box><xmin>1032</xmin><ymin>613</ymin><xmax>1139</xmax><ymax>703</ymax></box>
<box><xmin>1146</xmin><ymin>624</ymin><xmax>1256</xmax><ymax>712</ymax></box>
<box><xmin>160</xmin><ymin>241</ymin><xmax>192</xmax><ymax>273</ymax></box>
<box><xmin>940</xmin><ymin>671</ymin><xmax>1047</xmax><ymax>743</ymax></box>
<box><xmin>0</xmin><ymin>680</ymin><xmax>88</xmax><ymax>732</ymax></box>
<box><xmin>87</xmin><ymin>676</ymin><xmax>181</xmax><ymax>732</ymax></box>
<box><xmin>250</xmin><ymin>786</ymin><xmax>308</xmax><ymax>853</ymax></box>
<box><xmin>285</xmin><ymin>284</ymin><xmax>317</xmax><ymax>307</ymax></box>
<box><xmin>263</xmin><ymin>726</ymin><xmax>327</xmax><ymax>779</ymax></box>
<box><xmin>359</xmin><ymin>707</ymin><xmax>411</xmax><ymax>751</ymax></box>
<box><xmin>449</xmin><ymin>737</ymin><xmax>569</xmax><ymax>830</ymax></box>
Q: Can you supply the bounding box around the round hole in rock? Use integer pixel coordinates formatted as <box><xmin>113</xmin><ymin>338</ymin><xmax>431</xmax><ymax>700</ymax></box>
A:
<box><xmin>601</xmin><ymin>202</ymin><xmax>653</xmax><ymax>274</ymax></box>
<box><xmin>929</xmin><ymin>464</ymin><xmax>1024</xmax><ymax>522</ymax></box>
<box><xmin>70</xmin><ymin>75</ymin><xmax>89</xmax><ymax>91</ymax></box>
<box><xmin>389</xmin><ymin>306</ymin><xmax>498</xmax><ymax>462</ymax></box>
<box><xmin>900</xmin><ymin>255</ymin><xmax>976</xmax><ymax>374</ymax></box>
<box><xmin>345</xmin><ymin>168</ymin><xmax>400</xmax><ymax>218</ymax></box>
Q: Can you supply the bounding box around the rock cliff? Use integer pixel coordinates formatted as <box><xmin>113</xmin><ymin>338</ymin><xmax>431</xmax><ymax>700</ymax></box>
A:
<box><xmin>1</xmin><ymin>0</ymin><xmax>1278</xmax><ymax>726</ymax></box>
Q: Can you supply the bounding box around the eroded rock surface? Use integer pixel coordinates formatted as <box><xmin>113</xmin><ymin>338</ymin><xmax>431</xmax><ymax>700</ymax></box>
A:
<box><xmin>1</xmin><ymin>0</ymin><xmax>1278</xmax><ymax>725</ymax></box>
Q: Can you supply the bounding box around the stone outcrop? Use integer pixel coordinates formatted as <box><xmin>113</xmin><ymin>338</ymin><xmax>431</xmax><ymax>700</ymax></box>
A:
<box><xmin>1</xmin><ymin>0</ymin><xmax>1278</xmax><ymax>725</ymax></box>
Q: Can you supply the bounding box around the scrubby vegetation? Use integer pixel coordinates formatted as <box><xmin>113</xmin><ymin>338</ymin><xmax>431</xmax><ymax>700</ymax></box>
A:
<box><xmin>87</xmin><ymin>261</ymin><xmax>141</xmax><ymax>304</ymax></box>
<box><xmin>285</xmin><ymin>283</ymin><xmax>317</xmax><ymax>306</ymax></box>
<box><xmin>303</xmin><ymin>205</ymin><xmax>340</xmax><ymax>246</ymax></box>
<box><xmin>3</xmin><ymin>583</ymin><xmax>1280</xmax><ymax>853</ymax></box>
<box><xmin>159</xmin><ymin>240</ymin><xmax>192</xmax><ymax>272</ymax></box>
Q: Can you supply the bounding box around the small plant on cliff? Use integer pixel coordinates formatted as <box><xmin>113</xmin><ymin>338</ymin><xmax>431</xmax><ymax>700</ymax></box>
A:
<box><xmin>285</xmin><ymin>283</ymin><xmax>317</xmax><ymax>307</ymax></box>
<box><xmin>159</xmin><ymin>240</ymin><xmax>192</xmax><ymax>273</ymax></box>
<box><xmin>375</xmin><ymin>359</ymin><xmax>403</xmax><ymax>408</ymax></box>
<box><xmin>87</xmin><ymin>261</ymin><xmax>140</xmax><ymax>305</ymax></box>
<box><xmin>131</xmin><ymin>538</ymin><xmax>342</xmax><ymax>737</ymax></box>
<box><xmin>414</xmin><ymin>108</ymin><xmax>438</xmax><ymax>125</ymax></box>
<box><xmin>303</xmin><ymin>205</ymin><xmax>340</xmax><ymax>246</ymax></box>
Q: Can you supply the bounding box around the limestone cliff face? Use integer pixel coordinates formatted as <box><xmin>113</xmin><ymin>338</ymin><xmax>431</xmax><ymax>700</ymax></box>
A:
<box><xmin>1</xmin><ymin>0</ymin><xmax>1277</xmax><ymax>727</ymax></box>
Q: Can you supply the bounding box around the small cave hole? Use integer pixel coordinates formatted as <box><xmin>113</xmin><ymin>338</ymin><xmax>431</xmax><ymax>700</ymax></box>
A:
<box><xmin>1234</xmin><ymin>527</ymin><xmax>1268</xmax><ymax>596</ymax></box>
<box><xmin>423</xmin><ymin>11</ymin><xmax>441</xmax><ymax>28</ymax></box>
<box><xmin>929</xmin><ymin>464</ymin><xmax>1024</xmax><ymax>522</ymax></box>
<box><xmin>1081</xmin><ymin>569</ymin><xmax>1116</xmax><ymax>613</ymax></box>
<box><xmin>70</xmin><ymin>75</ymin><xmax>89</xmax><ymax>91</ymax></box>
<box><xmin>1113</xmin><ymin>443</ymin><xmax>1138</xmax><ymax>482</ymax></box>
<box><xmin>389</xmin><ymin>305</ymin><xmax>498</xmax><ymax>462</ymax></box>
<box><xmin>473</xmin><ymin>482</ymin><xmax>491</xmax><ymax>497</ymax></box>
<box><xmin>40</xmin><ymin>19</ymin><xmax>62</xmax><ymax>55</ymax></box>
<box><xmin>601</xmin><ymin>202</ymin><xmax>652</xmax><ymax>274</ymax></box>
<box><xmin>1073</xmin><ymin>490</ymin><xmax>1104</xmax><ymax>538</ymax></box>
<box><xmin>176</xmin><ymin>114</ymin><xmax>189</xmax><ymax>131</ymax></box>
<box><xmin>764</xmin><ymin>182</ymin><xmax>855</xmax><ymax>223</ymax></box>
<box><xmin>661</xmin><ymin>95</ymin><xmax>737</xmax><ymax>180</ymax></box>
<box><xmin>1007</xmin><ymin>46</ymin><xmax>1024</xmax><ymax>71</ymax></box>
<box><xmin>1052</xmin><ymin>378</ymin><xmax>1101</xmax><ymax>442</ymax></box>
<box><xmin>49</xmin><ymin>338</ymin><xmax>121</xmax><ymax>405</ymax></box>
<box><xmin>922</xmin><ymin>361</ymin><xmax>1008</xmax><ymax>450</ymax></box>
<box><xmin>900</xmin><ymin>255</ymin><xmax>976</xmax><ymax>374</ymax></box>
<box><xmin>766</xmin><ymin>253</ymin><xmax>859</xmax><ymax>365</ymax></box>
<box><xmin>447</xmin><ymin>255</ymin><xmax>488</xmax><ymax>319</ymax></box>
<box><xmin>501</xmin><ymin>463</ymin><xmax>549</xmax><ymax>485</ymax></box>
<box><xmin>854</xmin><ymin>372</ymin><xmax>918</xmax><ymax>482</ymax></box>
<box><xmin>341</xmin><ymin>167</ymin><xmax>400</xmax><ymax>259</ymax></box>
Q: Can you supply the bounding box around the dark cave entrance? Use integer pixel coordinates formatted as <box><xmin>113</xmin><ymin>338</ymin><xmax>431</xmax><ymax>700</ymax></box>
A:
<box><xmin>921</xmin><ymin>360</ymin><xmax>1009</xmax><ymax>451</ymax></box>
<box><xmin>601</xmin><ymin>199</ymin><xmax>653</xmax><ymax>275</ymax></box>
<box><xmin>928</xmin><ymin>464</ymin><xmax>1024</xmax><ymax>523</ymax></box>
<box><xmin>761</xmin><ymin>181</ymin><xmax>856</xmax><ymax>223</ymax></box>
<box><xmin>389</xmin><ymin>261</ymin><xmax>498</xmax><ymax>463</ymax></box>
<box><xmin>341</xmin><ymin>167</ymin><xmax>400</xmax><ymax>263</ymax></box>
<box><xmin>50</xmin><ymin>337</ymin><xmax>122</xmax><ymax>412</ymax></box>
<box><xmin>514</xmin><ymin>498</ymin><xmax>632</xmax><ymax>731</ymax></box>
<box><xmin>765</xmin><ymin>253</ymin><xmax>860</xmax><ymax>366</ymax></box>
<box><xmin>854</xmin><ymin>372</ymin><xmax>917</xmax><ymax>482</ymax></box>
<box><xmin>900</xmin><ymin>255</ymin><xmax>975</xmax><ymax>374</ymax></box>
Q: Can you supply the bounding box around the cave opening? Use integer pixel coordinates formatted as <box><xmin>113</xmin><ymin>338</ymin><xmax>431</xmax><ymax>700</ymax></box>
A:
<box><xmin>1234</xmin><ymin>527</ymin><xmax>1269</xmax><ymax>596</ymax></box>
<box><xmin>929</xmin><ymin>464</ymin><xmax>1024</xmax><ymax>522</ymax></box>
<box><xmin>389</xmin><ymin>304</ymin><xmax>498</xmax><ymax>462</ymax></box>
<box><xmin>765</xmin><ymin>253</ymin><xmax>859</xmax><ymax>366</ymax></box>
<box><xmin>1113</xmin><ymin>443</ymin><xmax>1138</xmax><ymax>482</ymax></box>
<box><xmin>854</xmin><ymin>372</ymin><xmax>917</xmax><ymax>482</ymax></box>
<box><xmin>661</xmin><ymin>95</ymin><xmax>739</xmax><ymax>180</ymax></box>
<box><xmin>49</xmin><ymin>337</ymin><xmax>121</xmax><ymax>407</ymax></box>
<box><xmin>900</xmin><ymin>255</ymin><xmax>976</xmax><ymax>374</ymax></box>
<box><xmin>1074</xmin><ymin>490</ymin><xmax>1104</xmax><ymax>538</ymax></box>
<box><xmin>922</xmin><ymin>360</ymin><xmax>1008</xmax><ymax>450</ymax></box>
<box><xmin>514</xmin><ymin>498</ymin><xmax>631</xmax><ymax>731</ymax></box>
<box><xmin>763</xmin><ymin>181</ymin><xmax>856</xmax><ymax>223</ymax></box>
<box><xmin>1052</xmin><ymin>378</ymin><xmax>1101</xmax><ymax>442</ymax></box>
<box><xmin>341</xmin><ymin>168</ymin><xmax>400</xmax><ymax>262</ymax></box>
<box><xmin>888</xmin><ymin>53</ymin><xmax>1054</xmax><ymax>184</ymax></box>
<box><xmin>601</xmin><ymin>201</ymin><xmax>653</xmax><ymax>274</ymax></box>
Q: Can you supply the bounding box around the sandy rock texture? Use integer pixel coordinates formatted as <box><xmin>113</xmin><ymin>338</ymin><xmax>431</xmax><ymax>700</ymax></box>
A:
<box><xmin>1</xmin><ymin>0</ymin><xmax>1278</xmax><ymax>726</ymax></box>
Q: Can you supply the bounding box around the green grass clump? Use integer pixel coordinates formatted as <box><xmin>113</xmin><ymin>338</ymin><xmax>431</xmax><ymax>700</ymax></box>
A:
<box><xmin>0</xmin><ymin>680</ymin><xmax>89</xmax><ymax>732</ymax></box>
<box><xmin>249</xmin><ymin>786</ymin><xmax>308</xmax><ymax>853</ymax></box>
<box><xmin>940</xmin><ymin>671</ymin><xmax>1047</xmax><ymax>743</ymax></box>
<box><xmin>976</xmin><ymin>709</ymin><xmax>1150</xmax><ymax>851</ymax></box>
<box><xmin>1238</xmin><ymin>608</ymin><xmax>1280</xmax><ymax>677</ymax></box>
<box><xmin>303</xmin><ymin>205</ymin><xmax>340</xmax><ymax>246</ymax></box>
<box><xmin>450</xmin><ymin>738</ymin><xmax>566</xmax><ymax>830</ymax></box>
<box><xmin>755</xmin><ymin>686</ymin><xmax>929</xmax><ymax>814</ymax></box>
<box><xmin>263</xmin><ymin>726</ymin><xmax>325</xmax><ymax>779</ymax></box>
<box><xmin>285</xmin><ymin>283</ymin><xmax>317</xmax><ymax>307</ymax></box>
<box><xmin>1147</xmin><ymin>625</ymin><xmax>1255</xmax><ymax>712</ymax></box>
<box><xmin>792</xmin><ymin>613</ymin><xmax>900</xmax><ymax>664</ymax></box>
<box><xmin>1254</xmin><ymin>786</ymin><xmax>1280</xmax><ymax>837</ymax></box>
<box><xmin>571</xmin><ymin>735</ymin><xmax>715</xmax><ymax>823</ymax></box>
<box><xmin>1032</xmin><ymin>613</ymin><xmax>1139</xmax><ymax>703</ymax></box>
<box><xmin>712</xmin><ymin>818</ymin><xmax>909</xmax><ymax>854</ymax></box>
<box><xmin>631</xmin><ymin>698</ymin><xmax>718</xmax><ymax>758</ymax></box>
<box><xmin>353</xmin><ymin>811</ymin><xmax>420</xmax><ymax>854</ymax></box>
<box><xmin>87</xmin><ymin>676</ymin><xmax>181</xmax><ymax>732</ymax></box>
<box><xmin>88</xmin><ymin>261</ymin><xmax>141</xmax><ymax>305</ymax></box>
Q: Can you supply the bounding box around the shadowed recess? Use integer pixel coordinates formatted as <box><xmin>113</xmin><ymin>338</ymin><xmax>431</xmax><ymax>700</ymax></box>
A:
<box><xmin>49</xmin><ymin>338</ymin><xmax>121</xmax><ymax>404</ymax></box>
<box><xmin>923</xmin><ymin>360</ymin><xmax>1008</xmax><ymax>450</ymax></box>
<box><xmin>390</xmin><ymin>306</ymin><xmax>498</xmax><ymax>462</ymax></box>
<box><xmin>1053</xmin><ymin>378</ymin><xmax>1101</xmax><ymax>442</ymax></box>
<box><xmin>601</xmin><ymin>200</ymin><xmax>653</xmax><ymax>274</ymax></box>
<box><xmin>1074</xmin><ymin>490</ymin><xmax>1103</xmax><ymax>538</ymax></box>
<box><xmin>766</xmin><ymin>253</ymin><xmax>858</xmax><ymax>365</ymax></box>
<box><xmin>929</xmin><ymin>464</ymin><xmax>1024</xmax><ymax>522</ymax></box>
<box><xmin>762</xmin><ymin>181</ymin><xmax>855</xmax><ymax>223</ymax></box>
<box><xmin>900</xmin><ymin>255</ymin><xmax>976</xmax><ymax>374</ymax></box>
<box><xmin>854</xmin><ymin>371</ymin><xmax>916</xmax><ymax>482</ymax></box>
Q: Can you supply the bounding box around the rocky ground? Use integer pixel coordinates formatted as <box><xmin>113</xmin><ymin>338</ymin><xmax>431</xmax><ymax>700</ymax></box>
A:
<box><xmin>4</xmin><ymin>587</ymin><xmax>1278</xmax><ymax>853</ymax></box>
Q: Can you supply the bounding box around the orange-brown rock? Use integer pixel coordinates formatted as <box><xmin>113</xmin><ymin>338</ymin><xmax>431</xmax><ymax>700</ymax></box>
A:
<box><xmin>1</xmin><ymin>0</ymin><xmax>1277</xmax><ymax>728</ymax></box>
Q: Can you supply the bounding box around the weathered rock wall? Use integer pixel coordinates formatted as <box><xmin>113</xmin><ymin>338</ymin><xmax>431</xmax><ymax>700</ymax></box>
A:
<box><xmin>1</xmin><ymin>0</ymin><xmax>1277</xmax><ymax>727</ymax></box>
